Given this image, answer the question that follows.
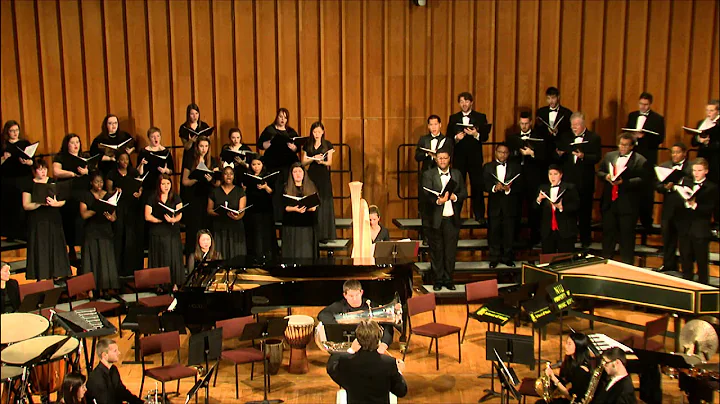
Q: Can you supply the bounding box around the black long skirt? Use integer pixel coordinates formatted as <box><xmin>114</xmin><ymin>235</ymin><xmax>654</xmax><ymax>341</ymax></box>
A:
<box><xmin>245</xmin><ymin>212</ymin><xmax>279</xmax><ymax>261</ymax></box>
<box><xmin>281</xmin><ymin>226</ymin><xmax>317</xmax><ymax>259</ymax></box>
<box><xmin>113</xmin><ymin>206</ymin><xmax>145</xmax><ymax>277</ymax></box>
<box><xmin>215</xmin><ymin>223</ymin><xmax>247</xmax><ymax>259</ymax></box>
<box><xmin>26</xmin><ymin>220</ymin><xmax>71</xmax><ymax>280</ymax></box>
<box><xmin>81</xmin><ymin>237</ymin><xmax>120</xmax><ymax>290</ymax></box>
<box><xmin>148</xmin><ymin>233</ymin><xmax>185</xmax><ymax>286</ymax></box>
<box><xmin>0</xmin><ymin>177</ymin><xmax>27</xmax><ymax>240</ymax></box>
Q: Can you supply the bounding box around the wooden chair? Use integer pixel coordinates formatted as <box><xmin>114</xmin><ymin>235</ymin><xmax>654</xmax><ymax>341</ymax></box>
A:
<box><xmin>462</xmin><ymin>279</ymin><xmax>499</xmax><ymax>343</ymax></box>
<box><xmin>620</xmin><ymin>315</ymin><xmax>669</xmax><ymax>352</ymax></box>
<box><xmin>138</xmin><ymin>331</ymin><xmax>197</xmax><ymax>400</ymax></box>
<box><xmin>66</xmin><ymin>272</ymin><xmax>122</xmax><ymax>319</ymax></box>
<box><xmin>212</xmin><ymin>316</ymin><xmax>265</xmax><ymax>399</ymax></box>
<box><xmin>133</xmin><ymin>267</ymin><xmax>174</xmax><ymax>309</ymax></box>
<box><xmin>402</xmin><ymin>293</ymin><xmax>461</xmax><ymax>370</ymax></box>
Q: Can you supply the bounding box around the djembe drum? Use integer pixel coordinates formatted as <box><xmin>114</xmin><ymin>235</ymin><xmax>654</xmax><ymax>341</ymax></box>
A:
<box><xmin>284</xmin><ymin>315</ymin><xmax>315</xmax><ymax>374</ymax></box>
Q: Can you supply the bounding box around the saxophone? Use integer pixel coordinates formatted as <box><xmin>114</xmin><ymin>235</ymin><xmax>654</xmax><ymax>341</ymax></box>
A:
<box><xmin>573</xmin><ymin>360</ymin><xmax>606</xmax><ymax>404</ymax></box>
<box><xmin>534</xmin><ymin>362</ymin><xmax>555</xmax><ymax>402</ymax></box>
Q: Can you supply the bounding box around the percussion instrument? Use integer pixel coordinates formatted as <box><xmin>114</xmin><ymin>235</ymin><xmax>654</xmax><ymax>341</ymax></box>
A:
<box><xmin>1</xmin><ymin>335</ymin><xmax>79</xmax><ymax>396</ymax></box>
<box><xmin>0</xmin><ymin>313</ymin><xmax>49</xmax><ymax>344</ymax></box>
<box><xmin>679</xmin><ymin>317</ymin><xmax>719</xmax><ymax>361</ymax></box>
<box><xmin>1</xmin><ymin>366</ymin><xmax>26</xmax><ymax>404</ymax></box>
<box><xmin>264</xmin><ymin>339</ymin><xmax>284</xmax><ymax>376</ymax></box>
<box><xmin>283</xmin><ymin>315</ymin><xmax>314</xmax><ymax>374</ymax></box>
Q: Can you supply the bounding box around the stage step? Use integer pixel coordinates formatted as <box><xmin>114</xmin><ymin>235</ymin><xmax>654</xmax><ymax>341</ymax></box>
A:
<box><xmin>1</xmin><ymin>239</ymin><xmax>27</xmax><ymax>252</ymax></box>
<box><xmin>417</xmin><ymin>239</ymin><xmax>489</xmax><ymax>251</ymax></box>
<box><xmin>275</xmin><ymin>218</ymin><xmax>352</xmax><ymax>229</ymax></box>
<box><xmin>414</xmin><ymin>261</ymin><xmax>522</xmax><ymax>273</ymax></box>
<box><xmin>7</xmin><ymin>259</ymin><xmax>26</xmax><ymax>274</ymax></box>
<box><xmin>420</xmin><ymin>282</ymin><xmax>519</xmax><ymax>297</ymax></box>
<box><xmin>392</xmin><ymin>218</ymin><xmax>485</xmax><ymax>231</ymax></box>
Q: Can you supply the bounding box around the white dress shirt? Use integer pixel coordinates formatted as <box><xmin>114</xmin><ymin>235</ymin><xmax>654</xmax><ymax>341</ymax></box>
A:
<box><xmin>438</xmin><ymin>168</ymin><xmax>455</xmax><ymax>217</ymax></box>
<box><xmin>573</xmin><ymin>130</ymin><xmax>586</xmax><ymax>164</ymax></box>
<box><xmin>549</xmin><ymin>108</ymin><xmax>558</xmax><ymax>127</ymax></box>
<box><xmin>492</xmin><ymin>161</ymin><xmax>511</xmax><ymax>195</ymax></box>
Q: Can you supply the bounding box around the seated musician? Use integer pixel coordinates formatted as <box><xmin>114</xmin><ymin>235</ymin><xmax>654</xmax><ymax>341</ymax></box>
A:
<box><xmin>57</xmin><ymin>372</ymin><xmax>87</xmax><ymax>404</ymax></box>
<box><xmin>86</xmin><ymin>338</ymin><xmax>144</xmax><ymax>404</ymax></box>
<box><xmin>318</xmin><ymin>280</ymin><xmax>395</xmax><ymax>354</ymax></box>
<box><xmin>327</xmin><ymin>320</ymin><xmax>408</xmax><ymax>404</ymax></box>
<box><xmin>592</xmin><ymin>348</ymin><xmax>637</xmax><ymax>404</ymax></box>
<box><xmin>186</xmin><ymin>229</ymin><xmax>223</xmax><ymax>272</ymax></box>
<box><xmin>540</xmin><ymin>332</ymin><xmax>592</xmax><ymax>404</ymax></box>
<box><xmin>369</xmin><ymin>205</ymin><xmax>390</xmax><ymax>243</ymax></box>
<box><xmin>0</xmin><ymin>261</ymin><xmax>20</xmax><ymax>313</ymax></box>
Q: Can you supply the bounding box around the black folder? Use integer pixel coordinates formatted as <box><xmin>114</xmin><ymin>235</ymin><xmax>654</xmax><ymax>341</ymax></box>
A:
<box><xmin>31</xmin><ymin>181</ymin><xmax>72</xmax><ymax>203</ymax></box>
<box><xmin>283</xmin><ymin>193</ymin><xmax>321</xmax><ymax>209</ymax></box>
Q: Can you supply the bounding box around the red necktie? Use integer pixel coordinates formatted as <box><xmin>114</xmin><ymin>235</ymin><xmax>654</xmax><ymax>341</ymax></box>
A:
<box><xmin>551</xmin><ymin>205</ymin><xmax>559</xmax><ymax>231</ymax></box>
<box><xmin>611</xmin><ymin>164</ymin><xmax>619</xmax><ymax>201</ymax></box>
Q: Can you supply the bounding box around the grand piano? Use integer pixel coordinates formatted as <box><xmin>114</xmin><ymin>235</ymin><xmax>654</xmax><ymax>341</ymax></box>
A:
<box><xmin>174</xmin><ymin>256</ymin><xmax>414</xmax><ymax>332</ymax></box>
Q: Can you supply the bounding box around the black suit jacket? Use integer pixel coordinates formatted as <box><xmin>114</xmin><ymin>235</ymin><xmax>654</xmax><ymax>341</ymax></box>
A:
<box><xmin>537</xmin><ymin>182</ymin><xmax>580</xmax><ymax>239</ymax></box>
<box><xmin>557</xmin><ymin>130</ymin><xmax>602</xmax><ymax>193</ymax></box>
<box><xmin>655</xmin><ymin>159</ymin><xmax>692</xmax><ymax>221</ymax></box>
<box><xmin>507</xmin><ymin>129</ymin><xmax>549</xmax><ymax>191</ymax></box>
<box><xmin>691</xmin><ymin>119</ymin><xmax>720</xmax><ymax>180</ymax></box>
<box><xmin>482</xmin><ymin>160</ymin><xmax>523</xmax><ymax>218</ymax></box>
<box><xmin>596</xmin><ymin>151</ymin><xmax>649</xmax><ymax>214</ymax></box>
<box><xmin>328</xmin><ymin>350</ymin><xmax>408</xmax><ymax>404</ymax></box>
<box><xmin>86</xmin><ymin>363</ymin><xmax>144</xmax><ymax>404</ymax></box>
<box><xmin>625</xmin><ymin>110</ymin><xmax>666</xmax><ymax>166</ymax></box>
<box><xmin>415</xmin><ymin>133</ymin><xmax>452</xmax><ymax>172</ymax></box>
<box><xmin>535</xmin><ymin>105</ymin><xmax>573</xmax><ymax>144</ymax></box>
<box><xmin>0</xmin><ymin>278</ymin><xmax>20</xmax><ymax>314</ymax></box>
<box><xmin>447</xmin><ymin>110</ymin><xmax>488</xmax><ymax>164</ymax></box>
<box><xmin>421</xmin><ymin>168</ymin><xmax>467</xmax><ymax>229</ymax></box>
<box><xmin>676</xmin><ymin>179</ymin><xmax>718</xmax><ymax>238</ymax></box>
<box><xmin>592</xmin><ymin>375</ymin><xmax>637</xmax><ymax>404</ymax></box>
<box><xmin>318</xmin><ymin>299</ymin><xmax>393</xmax><ymax>346</ymax></box>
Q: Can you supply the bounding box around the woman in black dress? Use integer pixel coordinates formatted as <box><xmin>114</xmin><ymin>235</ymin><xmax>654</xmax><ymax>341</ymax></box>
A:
<box><xmin>369</xmin><ymin>205</ymin><xmax>390</xmax><ymax>243</ymax></box>
<box><xmin>540</xmin><ymin>332</ymin><xmax>592</xmax><ymax>404</ymax></box>
<box><xmin>186</xmin><ymin>229</ymin><xmax>223</xmax><ymax>271</ymax></box>
<box><xmin>22</xmin><ymin>159</ymin><xmax>71</xmax><ymax>280</ymax></box>
<box><xmin>53</xmin><ymin>134</ymin><xmax>92</xmax><ymax>261</ymax></box>
<box><xmin>181</xmin><ymin>135</ymin><xmax>220</xmax><ymax>258</ymax></box>
<box><xmin>220</xmin><ymin>127</ymin><xmax>254</xmax><ymax>186</ymax></box>
<box><xmin>0</xmin><ymin>120</ymin><xmax>33</xmax><ymax>240</ymax></box>
<box><xmin>137</xmin><ymin>126</ymin><xmax>174</xmax><ymax>200</ymax></box>
<box><xmin>145</xmin><ymin>174</ymin><xmax>185</xmax><ymax>288</ymax></box>
<box><xmin>301</xmin><ymin>121</ymin><xmax>336</xmax><ymax>241</ymax></box>
<box><xmin>244</xmin><ymin>156</ymin><xmax>279</xmax><ymax>261</ymax></box>
<box><xmin>282</xmin><ymin>163</ymin><xmax>318</xmax><ymax>259</ymax></box>
<box><xmin>79</xmin><ymin>172</ymin><xmax>120</xmax><ymax>294</ymax></box>
<box><xmin>178</xmin><ymin>103</ymin><xmax>213</xmax><ymax>169</ymax></box>
<box><xmin>90</xmin><ymin>114</ymin><xmax>135</xmax><ymax>177</ymax></box>
<box><xmin>106</xmin><ymin>151</ymin><xmax>144</xmax><ymax>277</ymax></box>
<box><xmin>207</xmin><ymin>166</ymin><xmax>247</xmax><ymax>260</ymax></box>
<box><xmin>258</xmin><ymin>108</ymin><xmax>300</xmax><ymax>221</ymax></box>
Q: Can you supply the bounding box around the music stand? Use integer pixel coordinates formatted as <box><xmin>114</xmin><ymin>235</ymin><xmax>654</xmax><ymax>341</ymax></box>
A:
<box><xmin>121</xmin><ymin>306</ymin><xmax>163</xmax><ymax>364</ymax></box>
<box><xmin>324</xmin><ymin>324</ymin><xmax>358</xmax><ymax>346</ymax></box>
<box><xmin>492</xmin><ymin>349</ymin><xmax>520</xmax><ymax>404</ymax></box>
<box><xmin>186</xmin><ymin>362</ymin><xmax>217</xmax><ymax>404</ymax></box>
<box><xmin>188</xmin><ymin>328</ymin><xmax>223</xmax><ymax>378</ymax></box>
<box><xmin>244</xmin><ymin>319</ymin><xmax>289</xmax><ymax>404</ymax></box>
<box><xmin>373</xmin><ymin>241</ymin><xmax>418</xmax><ymax>259</ymax></box>
<box><xmin>479</xmin><ymin>332</ymin><xmax>534</xmax><ymax>403</ymax></box>
<box><xmin>522</xmin><ymin>293</ymin><xmax>559</xmax><ymax>376</ymax></box>
<box><xmin>17</xmin><ymin>287</ymin><xmax>63</xmax><ymax>317</ymax></box>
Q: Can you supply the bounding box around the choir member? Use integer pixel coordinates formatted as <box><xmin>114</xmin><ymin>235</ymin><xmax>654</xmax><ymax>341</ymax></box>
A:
<box><xmin>58</xmin><ymin>372</ymin><xmax>88</xmax><ymax>404</ymax></box>
<box><xmin>677</xmin><ymin>158</ymin><xmax>718</xmax><ymax>285</ymax></box>
<box><xmin>415</xmin><ymin>115</ymin><xmax>451</xmax><ymax>220</ymax></box>
<box><xmin>186</xmin><ymin>229</ymin><xmax>223</xmax><ymax>271</ymax></box>
<box><xmin>181</xmin><ymin>135</ymin><xmax>220</xmax><ymax>259</ymax></box>
<box><xmin>447</xmin><ymin>92</ymin><xmax>487</xmax><ymax>223</ymax></box>
<box><xmin>90</xmin><ymin>114</ymin><xmax>134</xmax><ymax>177</ymax></box>
<box><xmin>542</xmin><ymin>333</ymin><xmax>592</xmax><ymax>404</ymax></box>
<box><xmin>220</xmin><ymin>127</ymin><xmax>253</xmax><ymax>186</ymax></box>
<box><xmin>1</xmin><ymin>261</ymin><xmax>20</xmax><ymax>314</ymax></box>
<box><xmin>207</xmin><ymin>166</ymin><xmax>247</xmax><ymax>259</ymax></box>
<box><xmin>536</xmin><ymin>86</ymin><xmax>573</xmax><ymax>156</ymax></box>
<box><xmin>301</xmin><ymin>121</ymin><xmax>336</xmax><ymax>242</ymax></box>
<box><xmin>691</xmin><ymin>99</ymin><xmax>720</xmax><ymax>225</ymax></box>
<box><xmin>79</xmin><ymin>172</ymin><xmax>120</xmax><ymax>295</ymax></box>
<box><xmin>422</xmin><ymin>150</ymin><xmax>467</xmax><ymax>290</ymax></box>
<box><xmin>596</xmin><ymin>133</ymin><xmax>649</xmax><ymax>264</ymax></box>
<box><xmin>106</xmin><ymin>151</ymin><xmax>144</xmax><ymax>277</ymax></box>
<box><xmin>556</xmin><ymin>112</ymin><xmax>602</xmax><ymax>247</ymax></box>
<box><xmin>593</xmin><ymin>348</ymin><xmax>637</xmax><ymax>404</ymax></box>
<box><xmin>0</xmin><ymin>120</ymin><xmax>32</xmax><ymax>241</ymax></box>
<box><xmin>137</xmin><ymin>126</ymin><xmax>174</xmax><ymax>200</ymax></box>
<box><xmin>507</xmin><ymin>112</ymin><xmax>548</xmax><ymax>245</ymax></box>
<box><xmin>369</xmin><ymin>205</ymin><xmax>390</xmax><ymax>243</ymax></box>
<box><xmin>244</xmin><ymin>156</ymin><xmax>279</xmax><ymax>261</ymax></box>
<box><xmin>536</xmin><ymin>165</ymin><xmax>579</xmax><ymax>254</ymax></box>
<box><xmin>178</xmin><ymin>103</ymin><xmax>212</xmax><ymax>167</ymax></box>
<box><xmin>655</xmin><ymin>143</ymin><xmax>691</xmax><ymax>273</ymax></box>
<box><xmin>625</xmin><ymin>92</ymin><xmax>666</xmax><ymax>229</ymax></box>
<box><xmin>258</xmin><ymin>108</ymin><xmax>300</xmax><ymax>221</ymax></box>
<box><xmin>144</xmin><ymin>174</ymin><xmax>185</xmax><ymax>288</ymax></box>
<box><xmin>22</xmin><ymin>159</ymin><xmax>71</xmax><ymax>280</ymax></box>
<box><xmin>282</xmin><ymin>163</ymin><xmax>318</xmax><ymax>259</ymax></box>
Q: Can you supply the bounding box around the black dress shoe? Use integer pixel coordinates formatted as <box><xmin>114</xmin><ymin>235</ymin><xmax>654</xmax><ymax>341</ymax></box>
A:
<box><xmin>446</xmin><ymin>283</ymin><xmax>456</xmax><ymax>290</ymax></box>
<box><xmin>503</xmin><ymin>260</ymin><xmax>516</xmax><ymax>268</ymax></box>
<box><xmin>433</xmin><ymin>284</ymin><xmax>443</xmax><ymax>291</ymax></box>
<box><xmin>477</xmin><ymin>218</ymin><xmax>488</xmax><ymax>227</ymax></box>
<box><xmin>489</xmin><ymin>261</ymin><xmax>499</xmax><ymax>269</ymax></box>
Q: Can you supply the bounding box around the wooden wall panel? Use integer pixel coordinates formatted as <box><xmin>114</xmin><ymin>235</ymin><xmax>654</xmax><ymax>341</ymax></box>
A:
<box><xmin>3</xmin><ymin>0</ymin><xmax>718</xmax><ymax>225</ymax></box>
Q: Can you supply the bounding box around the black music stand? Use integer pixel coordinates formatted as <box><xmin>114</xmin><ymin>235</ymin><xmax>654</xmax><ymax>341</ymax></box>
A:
<box><xmin>188</xmin><ymin>328</ymin><xmax>223</xmax><ymax>378</ymax></box>
<box><xmin>492</xmin><ymin>349</ymin><xmax>520</xmax><ymax>404</ymax></box>
<box><xmin>244</xmin><ymin>319</ymin><xmax>289</xmax><ymax>404</ymax></box>
<box><xmin>324</xmin><ymin>324</ymin><xmax>358</xmax><ymax>346</ymax></box>
<box><xmin>121</xmin><ymin>305</ymin><xmax>164</xmax><ymax>364</ymax></box>
<box><xmin>478</xmin><ymin>332</ymin><xmax>534</xmax><ymax>403</ymax></box>
<box><xmin>522</xmin><ymin>294</ymin><xmax>559</xmax><ymax>377</ymax></box>
<box><xmin>185</xmin><ymin>362</ymin><xmax>217</xmax><ymax>404</ymax></box>
<box><xmin>373</xmin><ymin>241</ymin><xmax>418</xmax><ymax>259</ymax></box>
<box><xmin>17</xmin><ymin>287</ymin><xmax>63</xmax><ymax>317</ymax></box>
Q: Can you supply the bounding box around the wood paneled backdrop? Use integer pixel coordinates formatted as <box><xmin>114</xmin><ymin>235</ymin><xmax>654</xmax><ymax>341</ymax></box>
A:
<box><xmin>1</xmin><ymin>0</ymin><xmax>718</xmax><ymax>229</ymax></box>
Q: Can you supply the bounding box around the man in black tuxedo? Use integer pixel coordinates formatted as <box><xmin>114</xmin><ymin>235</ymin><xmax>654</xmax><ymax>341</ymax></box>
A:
<box><xmin>596</xmin><ymin>133</ymin><xmax>649</xmax><ymax>264</ymax></box>
<box><xmin>690</xmin><ymin>99</ymin><xmax>720</xmax><ymax>225</ymax></box>
<box><xmin>483</xmin><ymin>144</ymin><xmax>522</xmax><ymax>268</ymax></box>
<box><xmin>593</xmin><ymin>348</ymin><xmax>637</xmax><ymax>404</ymax></box>
<box><xmin>536</xmin><ymin>86</ymin><xmax>573</xmax><ymax>158</ymax></box>
<box><xmin>327</xmin><ymin>320</ymin><xmax>408</xmax><ymax>404</ymax></box>
<box><xmin>536</xmin><ymin>165</ymin><xmax>579</xmax><ymax>254</ymax></box>
<box><xmin>556</xmin><ymin>112</ymin><xmax>602</xmax><ymax>247</ymax></box>
<box><xmin>626</xmin><ymin>92</ymin><xmax>666</xmax><ymax>229</ymax></box>
<box><xmin>655</xmin><ymin>143</ymin><xmax>692</xmax><ymax>272</ymax></box>
<box><xmin>415</xmin><ymin>115</ymin><xmax>451</xmax><ymax>219</ymax></box>
<box><xmin>447</xmin><ymin>92</ymin><xmax>489</xmax><ymax>224</ymax></box>
<box><xmin>421</xmin><ymin>150</ymin><xmax>467</xmax><ymax>291</ymax></box>
<box><xmin>677</xmin><ymin>158</ymin><xmax>718</xmax><ymax>285</ymax></box>
<box><xmin>508</xmin><ymin>111</ymin><xmax>548</xmax><ymax>245</ymax></box>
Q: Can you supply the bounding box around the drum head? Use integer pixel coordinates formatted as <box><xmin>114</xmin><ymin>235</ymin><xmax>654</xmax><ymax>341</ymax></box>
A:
<box><xmin>1</xmin><ymin>313</ymin><xmax>50</xmax><ymax>344</ymax></box>
<box><xmin>1</xmin><ymin>366</ymin><xmax>24</xmax><ymax>381</ymax></box>
<box><xmin>1</xmin><ymin>335</ymin><xmax>80</xmax><ymax>365</ymax></box>
<box><xmin>284</xmin><ymin>314</ymin><xmax>314</xmax><ymax>326</ymax></box>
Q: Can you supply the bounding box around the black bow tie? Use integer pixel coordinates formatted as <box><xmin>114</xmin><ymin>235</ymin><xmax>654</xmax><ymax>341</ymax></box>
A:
<box><xmin>549</xmin><ymin>108</ymin><xmax>558</xmax><ymax>112</ymax></box>
<box><xmin>440</xmin><ymin>172</ymin><xmax>450</xmax><ymax>177</ymax></box>
<box><xmin>673</xmin><ymin>164</ymin><xmax>683</xmax><ymax>169</ymax></box>
<box><xmin>550</xmin><ymin>185</ymin><xmax>560</xmax><ymax>189</ymax></box>
<box><xmin>497</xmin><ymin>162</ymin><xmax>506</xmax><ymax>167</ymax></box>
<box><xmin>619</xmin><ymin>154</ymin><xmax>630</xmax><ymax>158</ymax></box>
<box><xmin>640</xmin><ymin>112</ymin><xmax>649</xmax><ymax>117</ymax></box>
<box><xmin>521</xmin><ymin>132</ymin><xmax>532</xmax><ymax>136</ymax></box>
<box><xmin>695</xmin><ymin>182</ymin><xmax>703</xmax><ymax>186</ymax></box>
